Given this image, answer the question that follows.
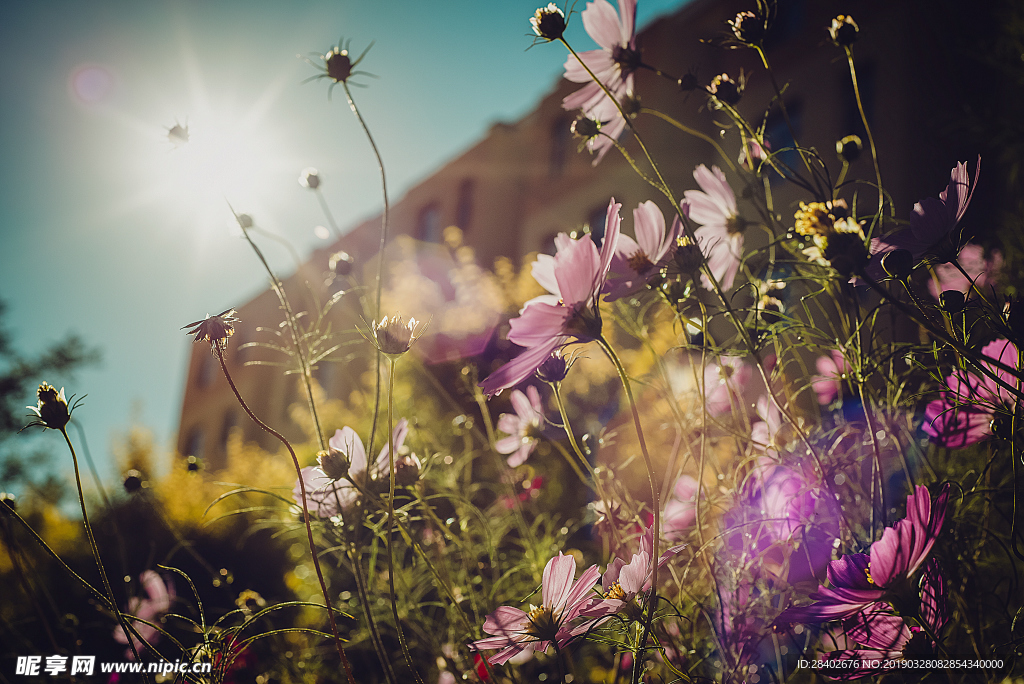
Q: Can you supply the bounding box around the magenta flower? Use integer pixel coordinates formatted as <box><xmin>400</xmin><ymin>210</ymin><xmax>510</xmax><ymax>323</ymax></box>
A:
<box><xmin>495</xmin><ymin>386</ymin><xmax>545</xmax><ymax>467</ymax></box>
<box><xmin>579</xmin><ymin>526</ymin><xmax>684</xmax><ymax>624</ymax></box>
<box><xmin>471</xmin><ymin>552</ymin><xmax>601</xmax><ymax>665</ymax></box>
<box><xmin>813</xmin><ymin>350</ymin><xmax>850</xmax><ymax>405</ymax></box>
<box><xmin>681</xmin><ymin>165</ymin><xmax>744</xmax><ymax>290</ymax></box>
<box><xmin>480</xmin><ymin>199</ymin><xmax>621</xmax><ymax>396</ymax></box>
<box><xmin>923</xmin><ymin>338</ymin><xmax>1020</xmax><ymax>447</ymax></box>
<box><xmin>869</xmin><ymin>157</ymin><xmax>980</xmax><ymax>277</ymax></box>
<box><xmin>663</xmin><ymin>474</ymin><xmax>699</xmax><ymax>540</ymax></box>
<box><xmin>813</xmin><ymin>559</ymin><xmax>948</xmax><ymax>679</ymax></box>
<box><xmin>703</xmin><ymin>355</ymin><xmax>751</xmax><ymax>416</ymax></box>
<box><xmin>926</xmin><ymin>243</ymin><xmax>1002</xmax><ymax>299</ymax></box>
<box><xmin>562</xmin><ymin>0</ymin><xmax>638</xmax><ymax>165</ymax></box>
<box><xmin>606</xmin><ymin>201</ymin><xmax>682</xmax><ymax>301</ymax></box>
<box><xmin>114</xmin><ymin>571</ymin><xmax>174</xmax><ymax>658</ymax></box>
<box><xmin>776</xmin><ymin>484</ymin><xmax>949</xmax><ymax>626</ymax></box>
<box><xmin>293</xmin><ymin>419</ymin><xmax>409</xmax><ymax>516</ymax></box>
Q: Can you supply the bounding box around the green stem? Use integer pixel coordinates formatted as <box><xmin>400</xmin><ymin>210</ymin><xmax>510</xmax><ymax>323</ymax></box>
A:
<box><xmin>385</xmin><ymin>357</ymin><xmax>424</xmax><ymax>684</ymax></box>
<box><xmin>639</xmin><ymin>108</ymin><xmax>737</xmax><ymax>173</ymax></box>
<box><xmin>60</xmin><ymin>428</ymin><xmax>147</xmax><ymax>674</ymax></box>
<box><xmin>214</xmin><ymin>348</ymin><xmax>355</xmax><ymax>684</ymax></box>
<box><xmin>596</xmin><ymin>336</ymin><xmax>660</xmax><ymax>684</ymax></box>
<box><xmin>341</xmin><ymin>82</ymin><xmax>389</xmax><ymax>461</ymax></box>
<box><xmin>846</xmin><ymin>47</ymin><xmax>883</xmax><ymax>235</ymax></box>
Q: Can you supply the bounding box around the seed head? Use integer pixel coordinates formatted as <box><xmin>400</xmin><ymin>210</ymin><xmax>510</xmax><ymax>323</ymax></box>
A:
<box><xmin>829</xmin><ymin>15</ymin><xmax>859</xmax><ymax>47</ymax></box>
<box><xmin>371</xmin><ymin>314</ymin><xmax>421</xmax><ymax>357</ymax></box>
<box><xmin>536</xmin><ymin>349</ymin><xmax>573</xmax><ymax>384</ymax></box>
<box><xmin>531</xmin><ymin>4</ymin><xmax>567</xmax><ymax>41</ymax></box>
<box><xmin>183</xmin><ymin>309</ymin><xmax>239</xmax><ymax>353</ymax></box>
<box><xmin>26</xmin><ymin>383</ymin><xmax>73</xmax><ymax>431</ymax></box>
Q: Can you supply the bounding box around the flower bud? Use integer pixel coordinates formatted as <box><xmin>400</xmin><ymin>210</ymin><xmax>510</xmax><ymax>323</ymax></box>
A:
<box><xmin>881</xmin><ymin>249</ymin><xmax>914</xmax><ymax>280</ymax></box>
<box><xmin>318</xmin><ymin>448</ymin><xmax>350</xmax><ymax>481</ymax></box>
<box><xmin>571</xmin><ymin>116</ymin><xmax>600</xmax><ymax>141</ymax></box>
<box><xmin>29</xmin><ymin>383</ymin><xmax>71</xmax><ymax>430</ymax></box>
<box><xmin>372</xmin><ymin>314</ymin><xmax>421</xmax><ymax>356</ymax></box>
<box><xmin>836</xmin><ymin>135</ymin><xmax>863</xmax><ymax>163</ymax></box>
<box><xmin>325</xmin><ymin>48</ymin><xmax>353</xmax><ymax>83</ymax></box>
<box><xmin>330</xmin><ymin>251</ymin><xmax>354</xmax><ymax>277</ymax></box>
<box><xmin>829</xmin><ymin>15</ymin><xmax>859</xmax><ymax>47</ymax></box>
<box><xmin>0</xmin><ymin>492</ymin><xmax>15</xmax><ymax>512</ymax></box>
<box><xmin>298</xmin><ymin>167</ymin><xmax>321</xmax><ymax>190</ymax></box>
<box><xmin>939</xmin><ymin>290</ymin><xmax>965</xmax><ymax>314</ymax></box>
<box><xmin>235</xmin><ymin>213</ymin><xmax>254</xmax><ymax>229</ymax></box>
<box><xmin>186</xmin><ymin>455</ymin><xmax>202</xmax><ymax>472</ymax></box>
<box><xmin>708</xmin><ymin>73</ymin><xmax>743</xmax><ymax>107</ymax></box>
<box><xmin>394</xmin><ymin>453</ymin><xmax>422</xmax><ymax>487</ymax></box>
<box><xmin>531</xmin><ymin>4</ymin><xmax>566</xmax><ymax>41</ymax></box>
<box><xmin>123</xmin><ymin>470</ymin><xmax>144</xmax><ymax>494</ymax></box>
<box><xmin>728</xmin><ymin>10</ymin><xmax>766</xmax><ymax>44</ymax></box>
<box><xmin>677</xmin><ymin>72</ymin><xmax>699</xmax><ymax>92</ymax></box>
<box><xmin>536</xmin><ymin>351</ymin><xmax>570</xmax><ymax>384</ymax></box>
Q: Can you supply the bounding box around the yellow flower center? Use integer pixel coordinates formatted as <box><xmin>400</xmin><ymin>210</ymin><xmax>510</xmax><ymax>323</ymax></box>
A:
<box><xmin>605</xmin><ymin>581</ymin><xmax>628</xmax><ymax>600</ymax></box>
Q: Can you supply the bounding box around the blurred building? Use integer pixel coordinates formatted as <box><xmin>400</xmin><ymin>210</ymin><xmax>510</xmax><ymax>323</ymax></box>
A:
<box><xmin>177</xmin><ymin>0</ymin><xmax>971</xmax><ymax>468</ymax></box>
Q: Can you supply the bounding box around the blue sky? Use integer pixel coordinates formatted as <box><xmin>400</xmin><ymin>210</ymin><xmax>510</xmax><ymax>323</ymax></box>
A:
<box><xmin>0</xmin><ymin>0</ymin><xmax>688</xmax><ymax>484</ymax></box>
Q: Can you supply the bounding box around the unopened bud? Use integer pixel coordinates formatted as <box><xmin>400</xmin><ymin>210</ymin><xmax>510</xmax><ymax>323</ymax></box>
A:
<box><xmin>318</xmin><ymin>448</ymin><xmax>350</xmax><ymax>481</ymax></box>
<box><xmin>394</xmin><ymin>453</ymin><xmax>422</xmax><ymax>487</ymax></box>
<box><xmin>123</xmin><ymin>470</ymin><xmax>144</xmax><ymax>494</ymax></box>
<box><xmin>829</xmin><ymin>15</ymin><xmax>859</xmax><ymax>47</ymax></box>
<box><xmin>939</xmin><ymin>290</ymin><xmax>965</xmax><ymax>314</ymax></box>
<box><xmin>531</xmin><ymin>4</ymin><xmax>566</xmax><ymax>41</ymax></box>
<box><xmin>836</xmin><ymin>135</ymin><xmax>863</xmax><ymax>163</ymax></box>
<box><xmin>881</xmin><ymin>249</ymin><xmax>913</xmax><ymax>280</ymax></box>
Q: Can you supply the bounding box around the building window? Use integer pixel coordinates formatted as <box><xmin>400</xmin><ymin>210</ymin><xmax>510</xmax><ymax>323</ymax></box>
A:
<box><xmin>195</xmin><ymin>352</ymin><xmax>214</xmax><ymax>389</ymax></box>
<box><xmin>456</xmin><ymin>179</ymin><xmax>474</xmax><ymax>232</ymax></box>
<box><xmin>183</xmin><ymin>427</ymin><xmax>204</xmax><ymax>460</ymax></box>
<box><xmin>549</xmin><ymin>117</ymin><xmax>571</xmax><ymax>177</ymax></box>
<box><xmin>220</xmin><ymin>410</ymin><xmax>238</xmax><ymax>452</ymax></box>
<box><xmin>417</xmin><ymin>203</ymin><xmax>443</xmax><ymax>243</ymax></box>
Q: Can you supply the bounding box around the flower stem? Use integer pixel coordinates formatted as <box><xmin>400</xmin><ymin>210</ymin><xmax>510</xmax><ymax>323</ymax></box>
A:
<box><xmin>597</xmin><ymin>336</ymin><xmax>660</xmax><ymax>684</ymax></box>
<box><xmin>385</xmin><ymin>357</ymin><xmax>425</xmax><ymax>684</ymax></box>
<box><xmin>214</xmin><ymin>347</ymin><xmax>355</xmax><ymax>684</ymax></box>
<box><xmin>845</xmin><ymin>47</ymin><xmax>883</xmax><ymax>236</ymax></box>
<box><xmin>60</xmin><ymin>427</ymin><xmax>147</xmax><ymax>674</ymax></box>
<box><xmin>341</xmin><ymin>82</ymin><xmax>390</xmax><ymax>462</ymax></box>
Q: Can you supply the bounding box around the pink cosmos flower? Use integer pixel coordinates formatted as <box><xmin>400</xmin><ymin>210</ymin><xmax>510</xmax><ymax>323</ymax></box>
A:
<box><xmin>480</xmin><ymin>199</ymin><xmax>621</xmax><ymax>396</ymax></box>
<box><xmin>562</xmin><ymin>0</ymin><xmax>639</xmax><ymax>165</ymax></box>
<box><xmin>114</xmin><ymin>571</ymin><xmax>174</xmax><ymax>659</ymax></box>
<box><xmin>293</xmin><ymin>419</ymin><xmax>409</xmax><ymax>517</ymax></box>
<box><xmin>606</xmin><ymin>201</ymin><xmax>682</xmax><ymax>301</ymax></box>
<box><xmin>470</xmin><ymin>552</ymin><xmax>601</xmax><ymax>665</ymax></box>
<box><xmin>812</xmin><ymin>559</ymin><xmax>948</xmax><ymax>679</ymax></box>
<box><xmin>776</xmin><ymin>484</ymin><xmax>949</xmax><ymax>627</ymax></box>
<box><xmin>495</xmin><ymin>386</ymin><xmax>545</xmax><ymax>467</ymax></box>
<box><xmin>868</xmin><ymin>157</ymin><xmax>980</xmax><ymax>278</ymax></box>
<box><xmin>578</xmin><ymin>526</ymin><xmax>684</xmax><ymax>624</ymax></box>
<box><xmin>926</xmin><ymin>243</ymin><xmax>1002</xmax><ymax>299</ymax></box>
<box><xmin>923</xmin><ymin>338</ymin><xmax>1020</xmax><ymax>447</ymax></box>
<box><xmin>663</xmin><ymin>474</ymin><xmax>699</xmax><ymax>540</ymax></box>
<box><xmin>750</xmin><ymin>395</ymin><xmax>783</xmax><ymax>455</ymax></box>
<box><xmin>813</xmin><ymin>350</ymin><xmax>850</xmax><ymax>405</ymax></box>
<box><xmin>703</xmin><ymin>355</ymin><xmax>751</xmax><ymax>417</ymax></box>
<box><xmin>682</xmin><ymin>165</ymin><xmax>744</xmax><ymax>290</ymax></box>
